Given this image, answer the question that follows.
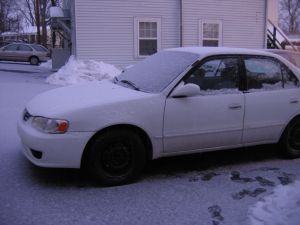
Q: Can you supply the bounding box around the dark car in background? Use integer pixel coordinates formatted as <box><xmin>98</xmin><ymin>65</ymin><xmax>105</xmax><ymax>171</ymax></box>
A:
<box><xmin>0</xmin><ymin>43</ymin><xmax>50</xmax><ymax>65</ymax></box>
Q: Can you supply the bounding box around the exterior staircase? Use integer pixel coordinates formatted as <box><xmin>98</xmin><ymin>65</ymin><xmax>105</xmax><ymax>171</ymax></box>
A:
<box><xmin>267</xmin><ymin>19</ymin><xmax>299</xmax><ymax>51</ymax></box>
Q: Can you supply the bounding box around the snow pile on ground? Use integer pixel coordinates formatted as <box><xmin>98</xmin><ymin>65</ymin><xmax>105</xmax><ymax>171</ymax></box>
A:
<box><xmin>39</xmin><ymin>60</ymin><xmax>52</xmax><ymax>69</ymax></box>
<box><xmin>46</xmin><ymin>56</ymin><xmax>121</xmax><ymax>86</ymax></box>
<box><xmin>248</xmin><ymin>181</ymin><xmax>300</xmax><ymax>225</ymax></box>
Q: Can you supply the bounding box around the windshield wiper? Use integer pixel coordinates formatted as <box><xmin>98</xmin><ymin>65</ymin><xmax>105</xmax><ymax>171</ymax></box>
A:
<box><xmin>119</xmin><ymin>80</ymin><xmax>140</xmax><ymax>91</ymax></box>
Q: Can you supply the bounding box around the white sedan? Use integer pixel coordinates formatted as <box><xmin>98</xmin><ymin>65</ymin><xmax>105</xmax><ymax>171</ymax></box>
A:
<box><xmin>18</xmin><ymin>47</ymin><xmax>300</xmax><ymax>186</ymax></box>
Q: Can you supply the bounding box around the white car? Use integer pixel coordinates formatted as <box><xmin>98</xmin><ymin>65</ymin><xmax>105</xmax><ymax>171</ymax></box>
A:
<box><xmin>18</xmin><ymin>47</ymin><xmax>300</xmax><ymax>186</ymax></box>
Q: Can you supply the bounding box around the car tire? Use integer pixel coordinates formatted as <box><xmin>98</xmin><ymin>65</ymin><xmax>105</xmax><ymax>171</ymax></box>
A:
<box><xmin>29</xmin><ymin>56</ymin><xmax>39</xmax><ymax>65</ymax></box>
<box><xmin>85</xmin><ymin>129</ymin><xmax>146</xmax><ymax>186</ymax></box>
<box><xmin>280</xmin><ymin>117</ymin><xmax>300</xmax><ymax>158</ymax></box>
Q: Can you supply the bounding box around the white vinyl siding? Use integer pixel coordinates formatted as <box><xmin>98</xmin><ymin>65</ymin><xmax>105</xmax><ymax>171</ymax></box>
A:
<box><xmin>182</xmin><ymin>0</ymin><xmax>266</xmax><ymax>49</ymax></box>
<box><xmin>73</xmin><ymin>0</ymin><xmax>267</xmax><ymax>68</ymax></box>
<box><xmin>74</xmin><ymin>0</ymin><xmax>180</xmax><ymax>68</ymax></box>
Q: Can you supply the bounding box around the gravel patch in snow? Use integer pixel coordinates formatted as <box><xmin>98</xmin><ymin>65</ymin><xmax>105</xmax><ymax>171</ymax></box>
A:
<box><xmin>248</xmin><ymin>181</ymin><xmax>300</xmax><ymax>225</ymax></box>
<box><xmin>46</xmin><ymin>56</ymin><xmax>121</xmax><ymax>86</ymax></box>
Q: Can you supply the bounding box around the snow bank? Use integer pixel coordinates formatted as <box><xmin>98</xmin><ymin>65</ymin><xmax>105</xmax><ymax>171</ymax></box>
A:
<box><xmin>39</xmin><ymin>60</ymin><xmax>52</xmax><ymax>69</ymax></box>
<box><xmin>248</xmin><ymin>181</ymin><xmax>300</xmax><ymax>225</ymax></box>
<box><xmin>46</xmin><ymin>56</ymin><xmax>121</xmax><ymax>86</ymax></box>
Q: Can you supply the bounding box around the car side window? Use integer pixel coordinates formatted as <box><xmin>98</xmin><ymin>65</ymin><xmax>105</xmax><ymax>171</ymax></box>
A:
<box><xmin>18</xmin><ymin>45</ymin><xmax>32</xmax><ymax>52</ymax></box>
<box><xmin>184</xmin><ymin>57</ymin><xmax>240</xmax><ymax>95</ymax></box>
<box><xmin>3</xmin><ymin>44</ymin><xmax>18</xmax><ymax>51</ymax></box>
<box><xmin>282</xmin><ymin>64</ymin><xmax>299</xmax><ymax>88</ymax></box>
<box><xmin>245</xmin><ymin>57</ymin><xmax>298</xmax><ymax>91</ymax></box>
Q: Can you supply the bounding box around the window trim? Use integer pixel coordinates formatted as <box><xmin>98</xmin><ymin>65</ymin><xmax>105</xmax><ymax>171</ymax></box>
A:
<box><xmin>134</xmin><ymin>17</ymin><xmax>161</xmax><ymax>58</ymax></box>
<box><xmin>199</xmin><ymin>19</ymin><xmax>223</xmax><ymax>47</ymax></box>
<box><xmin>168</xmin><ymin>55</ymin><xmax>244</xmax><ymax>97</ymax></box>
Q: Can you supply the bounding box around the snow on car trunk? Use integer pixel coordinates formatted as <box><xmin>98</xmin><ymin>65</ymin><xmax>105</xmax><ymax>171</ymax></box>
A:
<box><xmin>46</xmin><ymin>56</ymin><xmax>121</xmax><ymax>86</ymax></box>
<box><xmin>248</xmin><ymin>181</ymin><xmax>300</xmax><ymax>225</ymax></box>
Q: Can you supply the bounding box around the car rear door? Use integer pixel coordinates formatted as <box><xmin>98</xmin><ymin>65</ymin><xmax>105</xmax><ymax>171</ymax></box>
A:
<box><xmin>242</xmin><ymin>56</ymin><xmax>300</xmax><ymax>145</ymax></box>
<box><xmin>163</xmin><ymin>56</ymin><xmax>245</xmax><ymax>153</ymax></box>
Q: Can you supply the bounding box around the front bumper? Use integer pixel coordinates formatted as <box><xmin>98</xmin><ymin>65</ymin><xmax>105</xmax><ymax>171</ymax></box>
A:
<box><xmin>17</xmin><ymin>117</ymin><xmax>94</xmax><ymax>168</ymax></box>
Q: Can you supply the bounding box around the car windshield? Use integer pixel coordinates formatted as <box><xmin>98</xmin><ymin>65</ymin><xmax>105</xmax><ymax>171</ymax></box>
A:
<box><xmin>116</xmin><ymin>51</ymin><xmax>199</xmax><ymax>93</ymax></box>
<box><xmin>30</xmin><ymin>44</ymin><xmax>48</xmax><ymax>52</ymax></box>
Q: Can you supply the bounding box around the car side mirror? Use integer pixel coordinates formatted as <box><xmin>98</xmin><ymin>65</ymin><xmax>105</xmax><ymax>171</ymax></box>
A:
<box><xmin>170</xmin><ymin>83</ymin><xmax>200</xmax><ymax>98</ymax></box>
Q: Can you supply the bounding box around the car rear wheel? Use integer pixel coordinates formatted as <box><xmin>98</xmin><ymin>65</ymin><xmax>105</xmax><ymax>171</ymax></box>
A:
<box><xmin>85</xmin><ymin>129</ymin><xmax>146</xmax><ymax>186</ymax></box>
<box><xmin>29</xmin><ymin>56</ymin><xmax>39</xmax><ymax>65</ymax></box>
<box><xmin>280</xmin><ymin>117</ymin><xmax>300</xmax><ymax>158</ymax></box>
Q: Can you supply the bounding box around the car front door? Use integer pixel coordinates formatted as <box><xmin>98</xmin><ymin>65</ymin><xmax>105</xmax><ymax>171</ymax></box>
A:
<box><xmin>163</xmin><ymin>56</ymin><xmax>245</xmax><ymax>153</ymax></box>
<box><xmin>242</xmin><ymin>56</ymin><xmax>300</xmax><ymax>144</ymax></box>
<box><xmin>17</xmin><ymin>44</ymin><xmax>33</xmax><ymax>61</ymax></box>
<box><xmin>0</xmin><ymin>44</ymin><xmax>18</xmax><ymax>61</ymax></box>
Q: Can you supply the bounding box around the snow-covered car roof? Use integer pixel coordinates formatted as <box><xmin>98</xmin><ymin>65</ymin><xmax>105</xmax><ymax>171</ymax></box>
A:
<box><xmin>166</xmin><ymin>47</ymin><xmax>300</xmax><ymax>78</ymax></box>
<box><xmin>166</xmin><ymin>47</ymin><xmax>276</xmax><ymax>57</ymax></box>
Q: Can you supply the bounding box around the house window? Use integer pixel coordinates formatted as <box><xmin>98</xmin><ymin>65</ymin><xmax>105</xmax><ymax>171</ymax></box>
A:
<box><xmin>135</xmin><ymin>18</ymin><xmax>161</xmax><ymax>57</ymax></box>
<box><xmin>201</xmin><ymin>20</ymin><xmax>222</xmax><ymax>47</ymax></box>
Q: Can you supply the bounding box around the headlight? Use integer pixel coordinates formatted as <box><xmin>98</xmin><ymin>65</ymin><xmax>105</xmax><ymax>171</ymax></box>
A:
<box><xmin>31</xmin><ymin>117</ymin><xmax>69</xmax><ymax>134</ymax></box>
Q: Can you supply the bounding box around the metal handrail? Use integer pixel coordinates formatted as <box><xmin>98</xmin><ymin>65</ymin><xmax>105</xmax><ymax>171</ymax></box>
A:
<box><xmin>267</xmin><ymin>30</ymin><xmax>284</xmax><ymax>49</ymax></box>
<box><xmin>267</xmin><ymin>19</ymin><xmax>298</xmax><ymax>51</ymax></box>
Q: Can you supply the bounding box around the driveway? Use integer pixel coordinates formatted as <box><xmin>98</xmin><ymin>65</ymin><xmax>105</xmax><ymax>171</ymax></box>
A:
<box><xmin>0</xmin><ymin>62</ymin><xmax>299</xmax><ymax>225</ymax></box>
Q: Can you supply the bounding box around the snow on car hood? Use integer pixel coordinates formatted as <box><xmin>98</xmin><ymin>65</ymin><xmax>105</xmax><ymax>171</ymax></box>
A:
<box><xmin>26</xmin><ymin>80</ymin><xmax>152</xmax><ymax>118</ymax></box>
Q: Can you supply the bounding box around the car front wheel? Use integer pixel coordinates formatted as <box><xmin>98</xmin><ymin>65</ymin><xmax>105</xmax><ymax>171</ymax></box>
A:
<box><xmin>85</xmin><ymin>129</ymin><xmax>146</xmax><ymax>186</ymax></box>
<box><xmin>281</xmin><ymin>117</ymin><xmax>300</xmax><ymax>158</ymax></box>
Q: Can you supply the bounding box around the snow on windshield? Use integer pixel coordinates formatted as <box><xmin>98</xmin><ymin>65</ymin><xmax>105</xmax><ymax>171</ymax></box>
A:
<box><xmin>117</xmin><ymin>51</ymin><xmax>200</xmax><ymax>93</ymax></box>
<box><xmin>248</xmin><ymin>181</ymin><xmax>300</xmax><ymax>225</ymax></box>
<box><xmin>46</xmin><ymin>56</ymin><xmax>121</xmax><ymax>86</ymax></box>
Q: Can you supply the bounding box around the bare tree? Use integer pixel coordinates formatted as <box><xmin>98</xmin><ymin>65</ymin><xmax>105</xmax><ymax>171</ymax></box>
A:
<box><xmin>16</xmin><ymin>0</ymin><xmax>35</xmax><ymax>26</ymax></box>
<box><xmin>13</xmin><ymin>0</ymin><xmax>62</xmax><ymax>45</ymax></box>
<box><xmin>0</xmin><ymin>0</ymin><xmax>20</xmax><ymax>33</ymax></box>
<box><xmin>35</xmin><ymin>0</ymin><xmax>41</xmax><ymax>43</ymax></box>
<box><xmin>279</xmin><ymin>0</ymin><xmax>300</xmax><ymax>33</ymax></box>
<box><xmin>16</xmin><ymin>0</ymin><xmax>55</xmax><ymax>45</ymax></box>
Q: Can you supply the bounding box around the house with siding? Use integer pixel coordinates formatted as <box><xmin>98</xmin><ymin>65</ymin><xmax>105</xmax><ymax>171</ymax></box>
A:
<box><xmin>51</xmin><ymin>0</ymin><xmax>278</xmax><ymax>69</ymax></box>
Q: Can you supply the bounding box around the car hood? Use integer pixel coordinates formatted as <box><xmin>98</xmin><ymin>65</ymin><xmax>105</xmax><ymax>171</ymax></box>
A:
<box><xmin>26</xmin><ymin>80</ymin><xmax>154</xmax><ymax>118</ymax></box>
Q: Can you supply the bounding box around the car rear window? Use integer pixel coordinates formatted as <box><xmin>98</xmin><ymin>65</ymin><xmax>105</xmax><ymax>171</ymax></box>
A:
<box><xmin>31</xmin><ymin>45</ymin><xmax>48</xmax><ymax>52</ymax></box>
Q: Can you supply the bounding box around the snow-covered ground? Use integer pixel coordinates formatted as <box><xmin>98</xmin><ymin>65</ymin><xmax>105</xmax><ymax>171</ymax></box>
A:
<box><xmin>39</xmin><ymin>60</ymin><xmax>52</xmax><ymax>70</ymax></box>
<box><xmin>249</xmin><ymin>181</ymin><xmax>300</xmax><ymax>225</ymax></box>
<box><xmin>0</xmin><ymin>62</ymin><xmax>300</xmax><ymax>225</ymax></box>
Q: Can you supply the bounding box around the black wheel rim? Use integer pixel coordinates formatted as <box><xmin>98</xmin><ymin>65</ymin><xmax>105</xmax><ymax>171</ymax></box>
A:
<box><xmin>288</xmin><ymin>124</ymin><xmax>300</xmax><ymax>151</ymax></box>
<box><xmin>31</xmin><ymin>58</ymin><xmax>38</xmax><ymax>65</ymax></box>
<box><xmin>100</xmin><ymin>142</ymin><xmax>132</xmax><ymax>176</ymax></box>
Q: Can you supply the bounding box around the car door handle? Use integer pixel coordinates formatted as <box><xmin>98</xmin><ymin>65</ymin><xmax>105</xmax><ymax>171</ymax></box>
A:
<box><xmin>290</xmin><ymin>98</ymin><xmax>299</xmax><ymax>104</ymax></box>
<box><xmin>228</xmin><ymin>103</ymin><xmax>242</xmax><ymax>109</ymax></box>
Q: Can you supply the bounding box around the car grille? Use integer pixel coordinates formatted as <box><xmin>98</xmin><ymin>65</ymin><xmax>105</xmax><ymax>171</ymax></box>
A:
<box><xmin>23</xmin><ymin>110</ymin><xmax>31</xmax><ymax>122</ymax></box>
